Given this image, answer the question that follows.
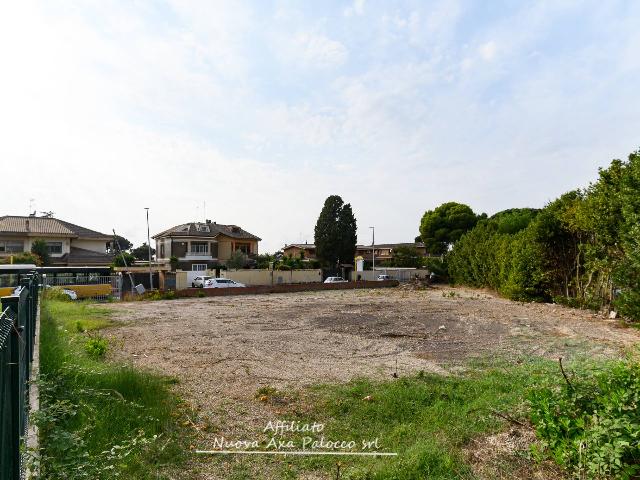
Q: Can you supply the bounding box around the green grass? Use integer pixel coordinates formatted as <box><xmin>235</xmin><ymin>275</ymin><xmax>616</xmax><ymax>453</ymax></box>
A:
<box><xmin>237</xmin><ymin>361</ymin><xmax>558</xmax><ymax>480</ymax></box>
<box><xmin>36</xmin><ymin>299</ymin><xmax>190</xmax><ymax>479</ymax></box>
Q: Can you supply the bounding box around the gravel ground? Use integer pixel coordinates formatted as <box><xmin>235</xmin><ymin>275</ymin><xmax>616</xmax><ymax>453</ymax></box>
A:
<box><xmin>103</xmin><ymin>286</ymin><xmax>639</xmax><ymax>479</ymax></box>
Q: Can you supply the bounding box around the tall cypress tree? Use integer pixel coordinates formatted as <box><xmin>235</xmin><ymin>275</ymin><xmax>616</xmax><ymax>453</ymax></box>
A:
<box><xmin>337</xmin><ymin>203</ymin><xmax>357</xmax><ymax>264</ymax></box>
<box><xmin>314</xmin><ymin>195</ymin><xmax>358</xmax><ymax>268</ymax></box>
<box><xmin>314</xmin><ymin>195</ymin><xmax>343</xmax><ymax>266</ymax></box>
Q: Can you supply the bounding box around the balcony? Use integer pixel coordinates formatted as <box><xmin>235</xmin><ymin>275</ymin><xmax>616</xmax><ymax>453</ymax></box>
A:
<box><xmin>181</xmin><ymin>250</ymin><xmax>216</xmax><ymax>261</ymax></box>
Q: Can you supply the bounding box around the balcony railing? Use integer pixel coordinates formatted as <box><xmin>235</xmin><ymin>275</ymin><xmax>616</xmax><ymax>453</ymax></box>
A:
<box><xmin>188</xmin><ymin>251</ymin><xmax>210</xmax><ymax>256</ymax></box>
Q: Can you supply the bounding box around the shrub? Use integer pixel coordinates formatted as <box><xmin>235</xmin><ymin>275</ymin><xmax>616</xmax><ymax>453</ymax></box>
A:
<box><xmin>42</xmin><ymin>287</ymin><xmax>71</xmax><ymax>302</ymax></box>
<box><xmin>9</xmin><ymin>252</ymin><xmax>42</xmax><ymax>266</ymax></box>
<box><xmin>31</xmin><ymin>238</ymin><xmax>51</xmax><ymax>266</ymax></box>
<box><xmin>529</xmin><ymin>356</ymin><xmax>640</xmax><ymax>478</ymax></box>
<box><xmin>84</xmin><ymin>336</ymin><xmax>109</xmax><ymax>358</ymax></box>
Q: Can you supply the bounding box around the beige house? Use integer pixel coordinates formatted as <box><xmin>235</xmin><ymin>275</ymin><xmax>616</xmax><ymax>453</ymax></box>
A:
<box><xmin>282</xmin><ymin>243</ymin><xmax>316</xmax><ymax>260</ymax></box>
<box><xmin>355</xmin><ymin>242</ymin><xmax>428</xmax><ymax>262</ymax></box>
<box><xmin>153</xmin><ymin>220</ymin><xmax>260</xmax><ymax>271</ymax></box>
<box><xmin>0</xmin><ymin>215</ymin><xmax>113</xmax><ymax>266</ymax></box>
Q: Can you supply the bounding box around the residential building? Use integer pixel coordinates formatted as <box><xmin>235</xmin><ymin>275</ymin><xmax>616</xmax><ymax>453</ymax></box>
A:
<box><xmin>153</xmin><ymin>219</ymin><xmax>261</xmax><ymax>271</ymax></box>
<box><xmin>282</xmin><ymin>242</ymin><xmax>316</xmax><ymax>260</ymax></box>
<box><xmin>0</xmin><ymin>215</ymin><xmax>113</xmax><ymax>266</ymax></box>
<box><xmin>355</xmin><ymin>242</ymin><xmax>428</xmax><ymax>262</ymax></box>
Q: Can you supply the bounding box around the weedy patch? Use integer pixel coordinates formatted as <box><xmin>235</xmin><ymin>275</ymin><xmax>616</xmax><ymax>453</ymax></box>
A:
<box><xmin>37</xmin><ymin>299</ymin><xmax>191</xmax><ymax>479</ymax></box>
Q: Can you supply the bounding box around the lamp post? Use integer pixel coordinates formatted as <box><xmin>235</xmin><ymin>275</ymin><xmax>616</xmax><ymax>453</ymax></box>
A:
<box><xmin>369</xmin><ymin>226</ymin><xmax>375</xmax><ymax>278</ymax></box>
<box><xmin>145</xmin><ymin>208</ymin><xmax>153</xmax><ymax>290</ymax></box>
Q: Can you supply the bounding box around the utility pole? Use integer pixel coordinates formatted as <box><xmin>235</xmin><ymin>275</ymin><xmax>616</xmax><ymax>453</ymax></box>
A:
<box><xmin>370</xmin><ymin>226</ymin><xmax>375</xmax><ymax>279</ymax></box>
<box><xmin>145</xmin><ymin>208</ymin><xmax>153</xmax><ymax>290</ymax></box>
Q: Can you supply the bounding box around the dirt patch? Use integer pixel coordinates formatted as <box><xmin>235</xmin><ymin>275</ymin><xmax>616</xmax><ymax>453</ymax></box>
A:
<box><xmin>465</xmin><ymin>427</ymin><xmax>566</xmax><ymax>480</ymax></box>
<box><xmin>102</xmin><ymin>286</ymin><xmax>639</xmax><ymax>479</ymax></box>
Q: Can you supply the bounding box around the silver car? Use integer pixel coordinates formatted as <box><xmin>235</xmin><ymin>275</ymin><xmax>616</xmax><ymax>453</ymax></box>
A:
<box><xmin>324</xmin><ymin>276</ymin><xmax>348</xmax><ymax>283</ymax></box>
<box><xmin>192</xmin><ymin>276</ymin><xmax>213</xmax><ymax>288</ymax></box>
<box><xmin>203</xmin><ymin>278</ymin><xmax>246</xmax><ymax>288</ymax></box>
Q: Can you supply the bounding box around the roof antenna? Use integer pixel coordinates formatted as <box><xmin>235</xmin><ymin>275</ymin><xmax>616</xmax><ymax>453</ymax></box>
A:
<box><xmin>28</xmin><ymin>198</ymin><xmax>35</xmax><ymax>216</ymax></box>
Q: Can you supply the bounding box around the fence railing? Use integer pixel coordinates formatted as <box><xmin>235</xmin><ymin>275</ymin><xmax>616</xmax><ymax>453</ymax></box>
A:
<box><xmin>0</xmin><ymin>271</ymin><xmax>40</xmax><ymax>480</ymax></box>
<box><xmin>42</xmin><ymin>273</ymin><xmax>121</xmax><ymax>300</ymax></box>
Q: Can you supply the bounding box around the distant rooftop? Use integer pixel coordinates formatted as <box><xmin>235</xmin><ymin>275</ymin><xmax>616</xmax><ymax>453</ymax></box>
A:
<box><xmin>0</xmin><ymin>216</ymin><xmax>111</xmax><ymax>239</ymax></box>
<box><xmin>356</xmin><ymin>242</ymin><xmax>426</xmax><ymax>249</ymax></box>
<box><xmin>153</xmin><ymin>220</ymin><xmax>261</xmax><ymax>241</ymax></box>
<box><xmin>283</xmin><ymin>243</ymin><xmax>316</xmax><ymax>249</ymax></box>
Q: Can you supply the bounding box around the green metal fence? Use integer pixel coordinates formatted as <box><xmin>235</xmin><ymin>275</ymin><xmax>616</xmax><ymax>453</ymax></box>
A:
<box><xmin>0</xmin><ymin>271</ymin><xmax>40</xmax><ymax>480</ymax></box>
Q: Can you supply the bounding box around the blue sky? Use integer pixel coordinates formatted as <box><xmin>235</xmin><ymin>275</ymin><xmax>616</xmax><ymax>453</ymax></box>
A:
<box><xmin>1</xmin><ymin>1</ymin><xmax>639</xmax><ymax>251</ymax></box>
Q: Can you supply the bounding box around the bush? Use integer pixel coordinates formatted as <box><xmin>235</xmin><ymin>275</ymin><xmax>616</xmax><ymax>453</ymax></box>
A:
<box><xmin>8</xmin><ymin>252</ymin><xmax>42</xmax><ymax>266</ymax></box>
<box><xmin>529</xmin><ymin>356</ymin><xmax>640</xmax><ymax>478</ymax></box>
<box><xmin>42</xmin><ymin>287</ymin><xmax>71</xmax><ymax>302</ymax></box>
<box><xmin>85</xmin><ymin>336</ymin><xmax>109</xmax><ymax>358</ymax></box>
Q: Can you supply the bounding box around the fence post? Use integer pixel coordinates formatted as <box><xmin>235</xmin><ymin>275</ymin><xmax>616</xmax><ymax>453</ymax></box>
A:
<box><xmin>2</xmin><ymin>295</ymin><xmax>21</xmax><ymax>480</ymax></box>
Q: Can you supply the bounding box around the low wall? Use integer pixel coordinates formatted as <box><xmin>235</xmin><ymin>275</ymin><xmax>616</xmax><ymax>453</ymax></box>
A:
<box><xmin>221</xmin><ymin>269</ymin><xmax>322</xmax><ymax>286</ymax></box>
<box><xmin>350</xmin><ymin>269</ymin><xmax>431</xmax><ymax>282</ymax></box>
<box><xmin>175</xmin><ymin>280</ymin><xmax>398</xmax><ymax>298</ymax></box>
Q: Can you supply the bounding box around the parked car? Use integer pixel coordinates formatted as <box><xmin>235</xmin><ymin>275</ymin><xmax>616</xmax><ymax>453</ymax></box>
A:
<box><xmin>203</xmin><ymin>278</ymin><xmax>246</xmax><ymax>288</ymax></box>
<box><xmin>324</xmin><ymin>276</ymin><xmax>348</xmax><ymax>283</ymax></box>
<box><xmin>192</xmin><ymin>276</ymin><xmax>213</xmax><ymax>288</ymax></box>
<box><xmin>376</xmin><ymin>274</ymin><xmax>392</xmax><ymax>281</ymax></box>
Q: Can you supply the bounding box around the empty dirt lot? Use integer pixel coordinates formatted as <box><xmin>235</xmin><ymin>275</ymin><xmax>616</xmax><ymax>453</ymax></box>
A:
<box><xmin>104</xmin><ymin>286</ymin><xmax>639</xmax><ymax>478</ymax></box>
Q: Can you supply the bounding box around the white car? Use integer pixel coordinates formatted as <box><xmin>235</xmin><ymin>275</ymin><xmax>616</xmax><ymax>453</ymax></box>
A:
<box><xmin>203</xmin><ymin>278</ymin><xmax>246</xmax><ymax>288</ymax></box>
<box><xmin>377</xmin><ymin>274</ymin><xmax>392</xmax><ymax>281</ymax></box>
<box><xmin>192</xmin><ymin>276</ymin><xmax>213</xmax><ymax>288</ymax></box>
<box><xmin>324</xmin><ymin>276</ymin><xmax>348</xmax><ymax>283</ymax></box>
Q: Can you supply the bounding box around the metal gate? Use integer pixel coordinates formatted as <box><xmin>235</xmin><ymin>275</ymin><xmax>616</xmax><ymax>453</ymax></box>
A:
<box><xmin>42</xmin><ymin>273</ymin><xmax>122</xmax><ymax>300</ymax></box>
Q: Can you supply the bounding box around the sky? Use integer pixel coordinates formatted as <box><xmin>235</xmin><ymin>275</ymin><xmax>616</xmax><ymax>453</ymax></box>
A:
<box><xmin>1</xmin><ymin>0</ymin><xmax>639</xmax><ymax>252</ymax></box>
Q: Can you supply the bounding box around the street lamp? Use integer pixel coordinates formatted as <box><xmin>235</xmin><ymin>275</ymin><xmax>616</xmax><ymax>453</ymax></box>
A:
<box><xmin>369</xmin><ymin>226</ymin><xmax>375</xmax><ymax>278</ymax></box>
<box><xmin>145</xmin><ymin>208</ymin><xmax>153</xmax><ymax>290</ymax></box>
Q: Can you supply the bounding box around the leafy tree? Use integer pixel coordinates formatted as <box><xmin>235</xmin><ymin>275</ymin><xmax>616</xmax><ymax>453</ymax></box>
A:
<box><xmin>419</xmin><ymin>202</ymin><xmax>483</xmax><ymax>255</ymax></box>
<box><xmin>131</xmin><ymin>243</ymin><xmax>156</xmax><ymax>261</ymax></box>
<box><xmin>226</xmin><ymin>250</ymin><xmax>246</xmax><ymax>270</ymax></box>
<box><xmin>108</xmin><ymin>235</ymin><xmax>132</xmax><ymax>253</ymax></box>
<box><xmin>255</xmin><ymin>253</ymin><xmax>276</xmax><ymax>269</ymax></box>
<box><xmin>391</xmin><ymin>246</ymin><xmax>423</xmax><ymax>268</ymax></box>
<box><xmin>314</xmin><ymin>195</ymin><xmax>357</xmax><ymax>267</ymax></box>
<box><xmin>490</xmin><ymin>208</ymin><xmax>539</xmax><ymax>234</ymax></box>
<box><xmin>112</xmin><ymin>252</ymin><xmax>136</xmax><ymax>267</ymax></box>
<box><xmin>446</xmin><ymin>149</ymin><xmax>640</xmax><ymax>317</ymax></box>
<box><xmin>31</xmin><ymin>239</ymin><xmax>51</xmax><ymax>266</ymax></box>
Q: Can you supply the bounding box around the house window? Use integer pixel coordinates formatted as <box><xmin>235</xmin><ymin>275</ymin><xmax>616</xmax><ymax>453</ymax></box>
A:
<box><xmin>190</xmin><ymin>242</ymin><xmax>208</xmax><ymax>254</ymax></box>
<box><xmin>0</xmin><ymin>241</ymin><xmax>24</xmax><ymax>253</ymax></box>
<box><xmin>237</xmin><ymin>243</ymin><xmax>250</xmax><ymax>254</ymax></box>
<box><xmin>46</xmin><ymin>242</ymin><xmax>63</xmax><ymax>254</ymax></box>
<box><xmin>160</xmin><ymin>244</ymin><xmax>165</xmax><ymax>258</ymax></box>
<box><xmin>195</xmin><ymin>225</ymin><xmax>210</xmax><ymax>232</ymax></box>
<box><xmin>192</xmin><ymin>264</ymin><xmax>207</xmax><ymax>271</ymax></box>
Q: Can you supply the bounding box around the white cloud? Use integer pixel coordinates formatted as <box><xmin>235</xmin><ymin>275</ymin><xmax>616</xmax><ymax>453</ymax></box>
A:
<box><xmin>344</xmin><ymin>0</ymin><xmax>365</xmax><ymax>17</ymax></box>
<box><xmin>478</xmin><ymin>40</ymin><xmax>497</xmax><ymax>61</ymax></box>
<box><xmin>1</xmin><ymin>0</ymin><xmax>639</xmax><ymax>253</ymax></box>
<box><xmin>276</xmin><ymin>31</ymin><xmax>348</xmax><ymax>69</ymax></box>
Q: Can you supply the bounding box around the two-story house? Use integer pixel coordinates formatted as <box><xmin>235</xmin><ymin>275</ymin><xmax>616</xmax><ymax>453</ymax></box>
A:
<box><xmin>0</xmin><ymin>215</ymin><xmax>113</xmax><ymax>266</ymax></box>
<box><xmin>153</xmin><ymin>220</ymin><xmax>260</xmax><ymax>272</ymax></box>
<box><xmin>355</xmin><ymin>242</ymin><xmax>428</xmax><ymax>262</ymax></box>
<box><xmin>282</xmin><ymin>242</ymin><xmax>316</xmax><ymax>260</ymax></box>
